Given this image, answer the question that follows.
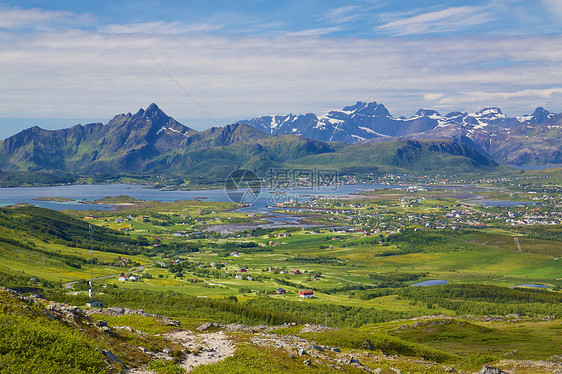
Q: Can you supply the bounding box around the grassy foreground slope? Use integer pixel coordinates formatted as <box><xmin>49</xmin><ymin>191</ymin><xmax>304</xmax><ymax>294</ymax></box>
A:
<box><xmin>0</xmin><ymin>289</ymin><xmax>108</xmax><ymax>374</ymax></box>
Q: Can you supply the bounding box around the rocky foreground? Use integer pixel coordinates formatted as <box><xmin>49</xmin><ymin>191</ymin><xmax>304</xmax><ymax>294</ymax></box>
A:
<box><xmin>4</xmin><ymin>288</ymin><xmax>561</xmax><ymax>374</ymax></box>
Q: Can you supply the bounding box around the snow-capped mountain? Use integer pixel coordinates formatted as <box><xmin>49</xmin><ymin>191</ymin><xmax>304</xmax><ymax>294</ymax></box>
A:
<box><xmin>239</xmin><ymin>102</ymin><xmax>561</xmax><ymax>165</ymax></box>
<box><xmin>242</xmin><ymin>102</ymin><xmax>440</xmax><ymax>143</ymax></box>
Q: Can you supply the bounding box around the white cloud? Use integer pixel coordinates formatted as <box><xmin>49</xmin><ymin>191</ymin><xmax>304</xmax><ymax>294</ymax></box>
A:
<box><xmin>439</xmin><ymin>88</ymin><xmax>562</xmax><ymax>103</ymax></box>
<box><xmin>0</xmin><ymin>7</ymin><xmax>93</xmax><ymax>30</ymax></box>
<box><xmin>377</xmin><ymin>6</ymin><xmax>494</xmax><ymax>35</ymax></box>
<box><xmin>542</xmin><ymin>0</ymin><xmax>562</xmax><ymax>21</ymax></box>
<box><xmin>323</xmin><ymin>6</ymin><xmax>361</xmax><ymax>24</ymax></box>
<box><xmin>0</xmin><ymin>30</ymin><xmax>561</xmax><ymax>128</ymax></box>
<box><xmin>424</xmin><ymin>93</ymin><xmax>444</xmax><ymax>101</ymax></box>
<box><xmin>102</xmin><ymin>21</ymin><xmax>225</xmax><ymax>35</ymax></box>
<box><xmin>286</xmin><ymin>27</ymin><xmax>343</xmax><ymax>37</ymax></box>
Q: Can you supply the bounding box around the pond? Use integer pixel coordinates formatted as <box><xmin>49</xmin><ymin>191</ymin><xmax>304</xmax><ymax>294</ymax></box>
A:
<box><xmin>411</xmin><ymin>280</ymin><xmax>449</xmax><ymax>287</ymax></box>
<box><xmin>515</xmin><ymin>284</ymin><xmax>547</xmax><ymax>289</ymax></box>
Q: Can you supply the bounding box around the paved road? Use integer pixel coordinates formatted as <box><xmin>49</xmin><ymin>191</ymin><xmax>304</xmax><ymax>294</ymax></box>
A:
<box><xmin>63</xmin><ymin>266</ymin><xmax>144</xmax><ymax>289</ymax></box>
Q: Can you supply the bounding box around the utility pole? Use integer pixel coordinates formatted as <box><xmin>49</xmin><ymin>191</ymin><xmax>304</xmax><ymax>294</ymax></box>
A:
<box><xmin>87</xmin><ymin>224</ymin><xmax>102</xmax><ymax>308</ymax></box>
<box><xmin>89</xmin><ymin>224</ymin><xmax>93</xmax><ymax>300</ymax></box>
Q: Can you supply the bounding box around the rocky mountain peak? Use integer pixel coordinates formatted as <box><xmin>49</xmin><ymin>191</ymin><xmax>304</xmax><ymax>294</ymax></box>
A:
<box><xmin>146</xmin><ymin>103</ymin><xmax>160</xmax><ymax>112</ymax></box>
<box><xmin>475</xmin><ymin>107</ymin><xmax>503</xmax><ymax>116</ymax></box>
<box><xmin>342</xmin><ymin>101</ymin><xmax>369</xmax><ymax>112</ymax></box>
<box><xmin>359</xmin><ymin>102</ymin><xmax>390</xmax><ymax>117</ymax></box>
<box><xmin>530</xmin><ymin>107</ymin><xmax>551</xmax><ymax>123</ymax></box>
<box><xmin>415</xmin><ymin>109</ymin><xmax>441</xmax><ymax>117</ymax></box>
<box><xmin>341</xmin><ymin>101</ymin><xmax>390</xmax><ymax>117</ymax></box>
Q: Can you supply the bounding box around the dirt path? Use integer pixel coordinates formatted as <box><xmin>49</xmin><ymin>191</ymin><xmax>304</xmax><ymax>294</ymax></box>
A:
<box><xmin>514</xmin><ymin>237</ymin><xmax>523</xmax><ymax>252</ymax></box>
<box><xmin>169</xmin><ymin>331</ymin><xmax>236</xmax><ymax>372</ymax></box>
<box><xmin>126</xmin><ymin>330</ymin><xmax>235</xmax><ymax>374</ymax></box>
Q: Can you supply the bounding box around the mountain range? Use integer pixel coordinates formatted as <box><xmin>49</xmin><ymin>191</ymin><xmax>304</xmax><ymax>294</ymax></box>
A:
<box><xmin>0</xmin><ymin>104</ymin><xmax>504</xmax><ymax>181</ymax></box>
<box><xmin>240</xmin><ymin>102</ymin><xmax>562</xmax><ymax>165</ymax></box>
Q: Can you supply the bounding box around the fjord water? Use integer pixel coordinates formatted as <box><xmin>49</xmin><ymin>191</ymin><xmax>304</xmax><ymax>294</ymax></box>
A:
<box><xmin>0</xmin><ymin>183</ymin><xmax>387</xmax><ymax>212</ymax></box>
<box><xmin>0</xmin><ymin>183</ymin><xmax>530</xmax><ymax>212</ymax></box>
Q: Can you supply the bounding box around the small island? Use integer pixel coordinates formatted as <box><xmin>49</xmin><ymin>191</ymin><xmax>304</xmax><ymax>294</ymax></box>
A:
<box><xmin>33</xmin><ymin>197</ymin><xmax>75</xmax><ymax>202</ymax></box>
<box><xmin>81</xmin><ymin>195</ymin><xmax>144</xmax><ymax>205</ymax></box>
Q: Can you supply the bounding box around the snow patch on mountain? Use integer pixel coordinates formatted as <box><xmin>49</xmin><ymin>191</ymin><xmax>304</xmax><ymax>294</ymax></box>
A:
<box><xmin>358</xmin><ymin>126</ymin><xmax>389</xmax><ymax>137</ymax></box>
<box><xmin>239</xmin><ymin>101</ymin><xmax>558</xmax><ymax>145</ymax></box>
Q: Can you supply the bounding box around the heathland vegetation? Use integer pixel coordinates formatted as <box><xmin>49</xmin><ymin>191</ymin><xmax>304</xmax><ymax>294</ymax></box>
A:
<box><xmin>0</xmin><ymin>170</ymin><xmax>561</xmax><ymax>373</ymax></box>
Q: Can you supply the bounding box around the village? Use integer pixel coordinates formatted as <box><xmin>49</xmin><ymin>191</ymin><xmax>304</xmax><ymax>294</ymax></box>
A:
<box><xmin>69</xmin><ymin>179</ymin><xmax>562</xmax><ymax>302</ymax></box>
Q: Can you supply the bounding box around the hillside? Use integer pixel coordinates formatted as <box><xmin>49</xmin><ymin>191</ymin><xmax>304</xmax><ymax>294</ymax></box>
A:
<box><xmin>0</xmin><ymin>205</ymin><xmax>142</xmax><ymax>254</ymax></box>
<box><xmin>240</xmin><ymin>102</ymin><xmax>562</xmax><ymax>165</ymax></box>
<box><xmin>294</xmin><ymin>139</ymin><xmax>500</xmax><ymax>175</ymax></box>
<box><xmin>0</xmin><ymin>104</ymin><xmax>504</xmax><ymax>182</ymax></box>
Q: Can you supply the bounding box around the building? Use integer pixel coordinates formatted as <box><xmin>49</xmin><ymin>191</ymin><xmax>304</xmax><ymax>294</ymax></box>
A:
<box><xmin>276</xmin><ymin>288</ymin><xmax>286</xmax><ymax>294</ymax></box>
<box><xmin>86</xmin><ymin>300</ymin><xmax>104</xmax><ymax>308</ymax></box>
<box><xmin>299</xmin><ymin>289</ymin><xmax>314</xmax><ymax>298</ymax></box>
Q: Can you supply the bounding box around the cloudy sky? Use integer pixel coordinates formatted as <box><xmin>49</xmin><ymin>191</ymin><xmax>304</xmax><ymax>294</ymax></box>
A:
<box><xmin>1</xmin><ymin>0</ymin><xmax>561</xmax><ymax>139</ymax></box>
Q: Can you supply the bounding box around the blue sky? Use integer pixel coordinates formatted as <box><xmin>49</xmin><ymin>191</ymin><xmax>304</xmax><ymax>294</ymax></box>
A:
<box><xmin>1</xmin><ymin>0</ymin><xmax>561</xmax><ymax>138</ymax></box>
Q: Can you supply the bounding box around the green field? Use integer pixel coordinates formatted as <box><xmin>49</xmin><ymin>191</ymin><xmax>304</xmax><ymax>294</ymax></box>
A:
<box><xmin>1</xmin><ymin>179</ymin><xmax>561</xmax><ymax>373</ymax></box>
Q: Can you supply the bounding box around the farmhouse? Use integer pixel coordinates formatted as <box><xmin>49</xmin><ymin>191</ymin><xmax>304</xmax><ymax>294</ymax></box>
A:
<box><xmin>299</xmin><ymin>289</ymin><xmax>314</xmax><ymax>298</ymax></box>
<box><xmin>276</xmin><ymin>288</ymin><xmax>286</xmax><ymax>294</ymax></box>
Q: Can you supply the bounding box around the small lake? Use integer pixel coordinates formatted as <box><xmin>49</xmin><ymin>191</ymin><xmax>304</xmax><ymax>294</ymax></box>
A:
<box><xmin>411</xmin><ymin>280</ymin><xmax>449</xmax><ymax>287</ymax></box>
<box><xmin>515</xmin><ymin>284</ymin><xmax>548</xmax><ymax>289</ymax></box>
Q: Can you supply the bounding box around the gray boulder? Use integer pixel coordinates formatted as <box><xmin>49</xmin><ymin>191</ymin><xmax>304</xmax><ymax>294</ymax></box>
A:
<box><xmin>479</xmin><ymin>365</ymin><xmax>509</xmax><ymax>374</ymax></box>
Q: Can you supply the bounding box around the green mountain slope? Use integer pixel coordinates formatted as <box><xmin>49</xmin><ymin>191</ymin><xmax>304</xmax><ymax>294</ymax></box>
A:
<box><xmin>0</xmin><ymin>205</ymin><xmax>144</xmax><ymax>254</ymax></box>
<box><xmin>0</xmin><ymin>104</ymin><xmax>503</xmax><ymax>179</ymax></box>
<box><xmin>293</xmin><ymin>139</ymin><xmax>499</xmax><ymax>174</ymax></box>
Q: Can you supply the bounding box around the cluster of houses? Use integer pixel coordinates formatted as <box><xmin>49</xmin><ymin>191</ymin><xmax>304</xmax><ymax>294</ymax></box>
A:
<box><xmin>280</xmin><ymin>192</ymin><xmax>562</xmax><ymax>232</ymax></box>
<box><xmin>117</xmin><ymin>274</ymin><xmax>139</xmax><ymax>282</ymax></box>
<box><xmin>235</xmin><ymin>274</ymin><xmax>253</xmax><ymax>281</ymax></box>
<box><xmin>274</xmin><ymin>288</ymin><xmax>314</xmax><ymax>298</ymax></box>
